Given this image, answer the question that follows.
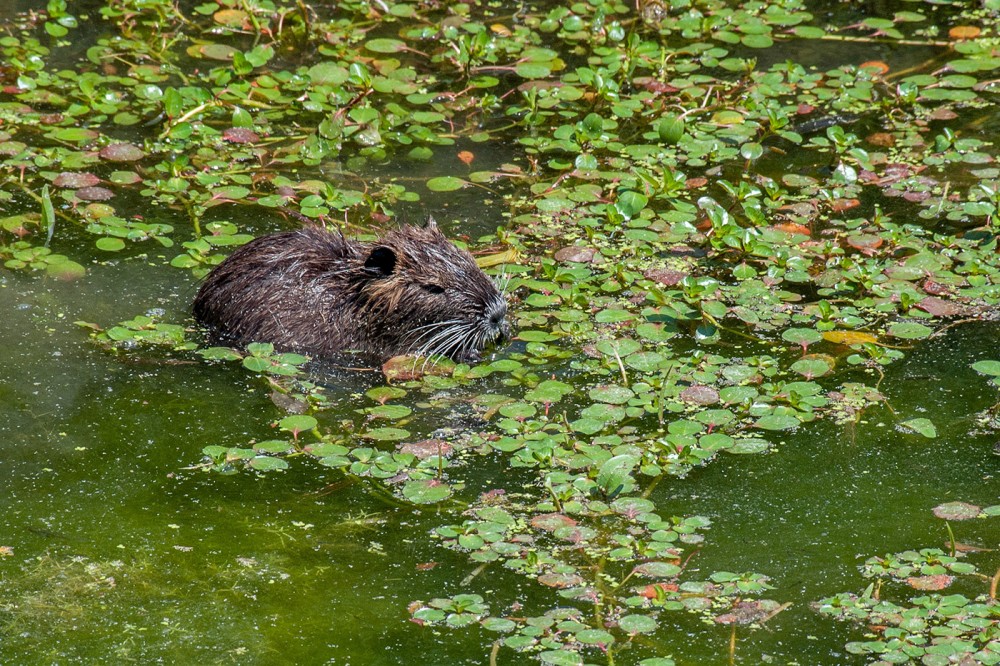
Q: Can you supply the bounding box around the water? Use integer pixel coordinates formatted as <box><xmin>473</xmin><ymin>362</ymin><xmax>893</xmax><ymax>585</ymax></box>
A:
<box><xmin>1</xmin><ymin>1</ymin><xmax>998</xmax><ymax>664</ymax></box>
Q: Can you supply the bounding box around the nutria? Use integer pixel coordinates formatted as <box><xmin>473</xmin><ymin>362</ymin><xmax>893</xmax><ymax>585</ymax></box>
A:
<box><xmin>192</xmin><ymin>220</ymin><xmax>509</xmax><ymax>363</ymax></box>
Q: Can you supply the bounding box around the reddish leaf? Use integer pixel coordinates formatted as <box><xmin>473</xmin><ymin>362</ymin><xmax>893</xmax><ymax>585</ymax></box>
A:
<box><xmin>75</xmin><ymin>186</ymin><xmax>114</xmax><ymax>201</ymax></box>
<box><xmin>530</xmin><ymin>513</ymin><xmax>577</xmax><ymax>532</ymax></box>
<box><xmin>53</xmin><ymin>172</ymin><xmax>100</xmax><ymax>188</ymax></box>
<box><xmin>397</xmin><ymin>439</ymin><xmax>454</xmax><ymax>459</ymax></box>
<box><xmin>859</xmin><ymin>61</ymin><xmax>889</xmax><ymax>75</ymax></box>
<box><xmin>538</xmin><ymin>573</ymin><xmax>584</xmax><ymax>588</ymax></box>
<box><xmin>906</xmin><ymin>575</ymin><xmax>953</xmax><ymax>591</ymax></box>
<box><xmin>643</xmin><ymin>268</ymin><xmax>687</xmax><ymax>286</ymax></box>
<box><xmin>932</xmin><ymin>501</ymin><xmax>980</xmax><ymax>521</ymax></box>
<box><xmin>949</xmin><ymin>25</ymin><xmax>981</xmax><ymax>40</ymax></box>
<box><xmin>554</xmin><ymin>246</ymin><xmax>598</xmax><ymax>263</ymax></box>
<box><xmin>680</xmin><ymin>385</ymin><xmax>719</xmax><ymax>405</ymax></box>
<box><xmin>99</xmin><ymin>143</ymin><xmax>145</xmax><ymax>162</ymax></box>
<box><xmin>831</xmin><ymin>198</ymin><xmax>861</xmax><ymax>212</ymax></box>
<box><xmin>223</xmin><ymin>128</ymin><xmax>260</xmax><ymax>143</ymax></box>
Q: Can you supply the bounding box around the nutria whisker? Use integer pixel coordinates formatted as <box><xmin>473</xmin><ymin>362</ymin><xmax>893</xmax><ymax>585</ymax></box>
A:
<box><xmin>405</xmin><ymin>319</ymin><xmax>469</xmax><ymax>348</ymax></box>
<box><xmin>416</xmin><ymin>322</ymin><xmax>474</xmax><ymax>362</ymax></box>
<box><xmin>193</xmin><ymin>221</ymin><xmax>510</xmax><ymax>364</ymax></box>
<box><xmin>418</xmin><ymin>323</ymin><xmax>481</xmax><ymax>370</ymax></box>
<box><xmin>412</xmin><ymin>321</ymin><xmax>467</xmax><ymax>353</ymax></box>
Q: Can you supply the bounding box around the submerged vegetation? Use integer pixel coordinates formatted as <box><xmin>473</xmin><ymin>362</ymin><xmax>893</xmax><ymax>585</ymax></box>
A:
<box><xmin>1</xmin><ymin>0</ymin><xmax>999</xmax><ymax>663</ymax></box>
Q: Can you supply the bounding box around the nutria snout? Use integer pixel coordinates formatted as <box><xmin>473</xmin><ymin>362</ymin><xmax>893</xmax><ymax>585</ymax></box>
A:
<box><xmin>192</xmin><ymin>219</ymin><xmax>509</xmax><ymax>363</ymax></box>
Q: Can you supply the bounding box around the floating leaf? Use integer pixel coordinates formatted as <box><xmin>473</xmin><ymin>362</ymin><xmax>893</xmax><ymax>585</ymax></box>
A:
<box><xmin>633</xmin><ymin>562</ymin><xmax>681</xmax><ymax>578</ymax></box>
<box><xmin>53</xmin><ymin>172</ymin><xmax>100</xmax><ymax>188</ymax></box>
<box><xmin>823</xmin><ymin>330</ymin><xmax>878</xmax><ymax>346</ymax></box>
<box><xmin>971</xmin><ymin>360</ymin><xmax>1000</xmax><ymax>376</ymax></box>
<box><xmin>278</xmin><ymin>415</ymin><xmax>317</xmax><ymax>435</ymax></box>
<box><xmin>589</xmin><ymin>385</ymin><xmax>634</xmax><ymax>405</ymax></box>
<box><xmin>249</xmin><ymin>456</ymin><xmax>288</xmax><ymax>472</ymax></box>
<box><xmin>95</xmin><ymin>237</ymin><xmax>125</xmax><ymax>252</ymax></box>
<box><xmin>595</xmin><ymin>455</ymin><xmax>638</xmax><ymax>497</ymax></box>
<box><xmin>366</xmin><ymin>38</ymin><xmax>407</xmax><ymax>54</ymax></box>
<box><xmin>887</xmin><ymin>322</ymin><xmax>932</xmax><ymax>340</ymax></box>
<box><xmin>790</xmin><ymin>357</ymin><xmax>832</xmax><ymax>379</ymax></box>
<box><xmin>905</xmin><ymin>575</ymin><xmax>953</xmax><ymax>590</ymax></box>
<box><xmin>618</xmin><ymin>614</ymin><xmax>658</xmax><ymax>634</ymax></box>
<box><xmin>538</xmin><ymin>650</ymin><xmax>583</xmax><ymax>666</ymax></box>
<box><xmin>754</xmin><ymin>414</ymin><xmax>801</xmax><ymax>431</ymax></box>
<box><xmin>782</xmin><ymin>328</ymin><xmax>822</xmax><ymax>351</ymax></box>
<box><xmin>402</xmin><ymin>479</ymin><xmax>452</xmax><ymax>504</ymax></box>
<box><xmin>99</xmin><ymin>143</ymin><xmax>145</xmax><ymax>162</ymax></box>
<box><xmin>932</xmin><ymin>502</ymin><xmax>980</xmax><ymax>521</ymax></box>
<box><xmin>900</xmin><ymin>418</ymin><xmax>936</xmax><ymax>438</ymax></box>
<box><xmin>426</xmin><ymin>176</ymin><xmax>466</xmax><ymax>192</ymax></box>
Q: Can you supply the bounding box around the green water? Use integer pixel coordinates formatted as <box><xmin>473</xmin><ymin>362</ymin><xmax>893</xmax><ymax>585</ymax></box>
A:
<box><xmin>2</xmin><ymin>0</ymin><xmax>999</xmax><ymax>664</ymax></box>
<box><xmin>2</xmin><ymin>243</ymin><xmax>997</xmax><ymax>664</ymax></box>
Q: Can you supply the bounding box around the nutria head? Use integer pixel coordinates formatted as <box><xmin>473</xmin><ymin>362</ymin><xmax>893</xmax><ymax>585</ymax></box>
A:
<box><xmin>350</xmin><ymin>219</ymin><xmax>510</xmax><ymax>362</ymax></box>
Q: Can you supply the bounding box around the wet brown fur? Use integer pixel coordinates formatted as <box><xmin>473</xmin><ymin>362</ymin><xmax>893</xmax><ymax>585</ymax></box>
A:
<box><xmin>192</xmin><ymin>223</ymin><xmax>508</xmax><ymax>362</ymax></box>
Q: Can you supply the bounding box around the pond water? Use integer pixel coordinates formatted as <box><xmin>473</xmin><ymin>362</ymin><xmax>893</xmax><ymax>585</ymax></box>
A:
<box><xmin>1</xmin><ymin>1</ymin><xmax>999</xmax><ymax>665</ymax></box>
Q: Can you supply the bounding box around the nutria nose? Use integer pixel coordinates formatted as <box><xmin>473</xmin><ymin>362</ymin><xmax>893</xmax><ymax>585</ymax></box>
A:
<box><xmin>488</xmin><ymin>302</ymin><xmax>508</xmax><ymax>326</ymax></box>
<box><xmin>487</xmin><ymin>301</ymin><xmax>510</xmax><ymax>341</ymax></box>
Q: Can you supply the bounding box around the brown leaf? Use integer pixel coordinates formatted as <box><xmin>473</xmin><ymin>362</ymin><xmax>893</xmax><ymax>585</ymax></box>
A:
<box><xmin>866</xmin><ymin>132</ymin><xmax>896</xmax><ymax>147</ymax></box>
<box><xmin>53</xmin><ymin>172</ymin><xmax>100</xmax><ymax>188</ymax></box>
<box><xmin>99</xmin><ymin>143</ymin><xmax>145</xmax><ymax>162</ymax></box>
<box><xmin>679</xmin><ymin>385</ymin><xmax>720</xmax><ymax>405</ymax></box>
<box><xmin>457</xmin><ymin>150</ymin><xmax>474</xmax><ymax>165</ymax></box>
<box><xmin>554</xmin><ymin>246</ymin><xmax>597</xmax><ymax>263</ymax></box>
<box><xmin>397</xmin><ymin>439</ymin><xmax>454</xmax><ymax>459</ymax></box>
<box><xmin>846</xmin><ymin>233</ymin><xmax>883</xmax><ymax>255</ymax></box>
<box><xmin>223</xmin><ymin>128</ymin><xmax>260</xmax><ymax>144</ymax></box>
<box><xmin>906</xmin><ymin>575</ymin><xmax>953</xmax><ymax>591</ymax></box>
<box><xmin>638</xmin><ymin>582</ymin><xmax>678</xmax><ymax>599</ymax></box>
<box><xmin>643</xmin><ymin>268</ymin><xmax>687</xmax><ymax>286</ymax></box>
<box><xmin>949</xmin><ymin>25</ymin><xmax>981</xmax><ymax>40</ymax></box>
<box><xmin>831</xmin><ymin>198</ymin><xmax>861</xmax><ymax>213</ymax></box>
<box><xmin>914</xmin><ymin>296</ymin><xmax>969</xmax><ymax>317</ymax></box>
<box><xmin>771</xmin><ymin>222</ymin><xmax>811</xmax><ymax>236</ymax></box>
<box><xmin>932</xmin><ymin>501</ymin><xmax>981</xmax><ymax>521</ymax></box>
<box><xmin>75</xmin><ymin>186</ymin><xmax>114</xmax><ymax>201</ymax></box>
<box><xmin>382</xmin><ymin>355</ymin><xmax>455</xmax><ymax>382</ymax></box>
<box><xmin>538</xmin><ymin>573</ymin><xmax>584</xmax><ymax>588</ymax></box>
<box><xmin>530</xmin><ymin>513</ymin><xmax>577</xmax><ymax>532</ymax></box>
<box><xmin>859</xmin><ymin>61</ymin><xmax>889</xmax><ymax>75</ymax></box>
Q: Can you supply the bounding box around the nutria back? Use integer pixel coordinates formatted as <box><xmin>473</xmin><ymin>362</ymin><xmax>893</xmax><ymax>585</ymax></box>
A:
<box><xmin>192</xmin><ymin>221</ymin><xmax>509</xmax><ymax>363</ymax></box>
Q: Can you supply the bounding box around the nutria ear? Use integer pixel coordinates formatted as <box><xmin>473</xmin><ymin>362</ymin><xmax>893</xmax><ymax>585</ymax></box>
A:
<box><xmin>364</xmin><ymin>246</ymin><xmax>397</xmax><ymax>277</ymax></box>
<box><xmin>425</xmin><ymin>215</ymin><xmax>437</xmax><ymax>230</ymax></box>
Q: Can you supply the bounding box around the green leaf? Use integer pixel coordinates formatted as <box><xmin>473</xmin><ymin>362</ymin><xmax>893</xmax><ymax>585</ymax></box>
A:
<box><xmin>619</xmin><ymin>614</ymin><xmax>658</xmax><ymax>634</ymax></box>
<box><xmin>900</xmin><ymin>418</ymin><xmax>936</xmax><ymax>438</ymax></box>
<box><xmin>887</xmin><ymin>322</ymin><xmax>933</xmax><ymax>340</ymax></box>
<box><xmin>615</xmin><ymin>191</ymin><xmax>648</xmax><ymax>219</ymax></box>
<box><xmin>426</xmin><ymin>176</ymin><xmax>466</xmax><ymax>192</ymax></box>
<box><xmin>596</xmin><ymin>454</ymin><xmax>638</xmax><ymax>495</ymax></box>
<box><xmin>971</xmin><ymin>360</ymin><xmax>1000</xmax><ymax>376</ymax></box>
<box><xmin>278</xmin><ymin>415</ymin><xmax>317</xmax><ymax>434</ymax></box>
<box><xmin>538</xmin><ymin>650</ymin><xmax>583</xmax><ymax>666</ymax></box>
<box><xmin>754</xmin><ymin>414</ymin><xmax>801</xmax><ymax>431</ymax></box>
<box><xmin>249</xmin><ymin>456</ymin><xmax>289</xmax><ymax>471</ymax></box>
<box><xmin>657</xmin><ymin>114</ymin><xmax>685</xmax><ymax>144</ymax></box>
<box><xmin>96</xmin><ymin>237</ymin><xmax>126</xmax><ymax>252</ymax></box>
<box><xmin>366</xmin><ymin>38</ymin><xmax>407</xmax><ymax>53</ymax></box>
<box><xmin>402</xmin><ymin>479</ymin><xmax>452</xmax><ymax>504</ymax></box>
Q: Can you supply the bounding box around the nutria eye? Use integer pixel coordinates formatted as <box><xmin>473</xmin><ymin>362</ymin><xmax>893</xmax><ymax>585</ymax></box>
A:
<box><xmin>422</xmin><ymin>284</ymin><xmax>445</xmax><ymax>294</ymax></box>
